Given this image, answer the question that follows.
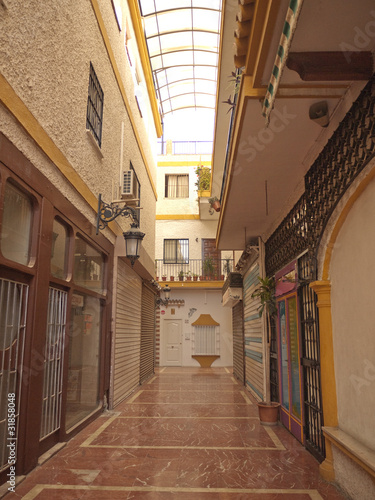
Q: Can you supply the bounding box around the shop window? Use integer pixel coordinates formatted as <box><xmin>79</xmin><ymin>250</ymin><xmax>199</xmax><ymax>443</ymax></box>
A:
<box><xmin>165</xmin><ymin>174</ymin><xmax>189</xmax><ymax>198</ymax></box>
<box><xmin>0</xmin><ymin>182</ymin><xmax>32</xmax><ymax>265</ymax></box>
<box><xmin>65</xmin><ymin>293</ymin><xmax>102</xmax><ymax>430</ymax></box>
<box><xmin>164</xmin><ymin>239</ymin><xmax>189</xmax><ymax>264</ymax></box>
<box><xmin>50</xmin><ymin>219</ymin><xmax>69</xmax><ymax>280</ymax></box>
<box><xmin>73</xmin><ymin>236</ymin><xmax>104</xmax><ymax>294</ymax></box>
<box><xmin>86</xmin><ymin>62</ymin><xmax>104</xmax><ymax>147</ymax></box>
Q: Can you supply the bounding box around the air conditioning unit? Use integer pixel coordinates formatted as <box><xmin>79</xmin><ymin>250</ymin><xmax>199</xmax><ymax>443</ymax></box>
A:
<box><xmin>121</xmin><ymin>170</ymin><xmax>134</xmax><ymax>197</ymax></box>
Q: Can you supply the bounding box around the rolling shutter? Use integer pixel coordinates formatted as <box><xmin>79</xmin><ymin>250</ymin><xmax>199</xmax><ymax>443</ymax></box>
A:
<box><xmin>243</xmin><ymin>263</ymin><xmax>264</xmax><ymax>400</ymax></box>
<box><xmin>232</xmin><ymin>301</ymin><xmax>244</xmax><ymax>384</ymax></box>
<box><xmin>140</xmin><ymin>284</ymin><xmax>156</xmax><ymax>384</ymax></box>
<box><xmin>113</xmin><ymin>259</ymin><xmax>142</xmax><ymax>406</ymax></box>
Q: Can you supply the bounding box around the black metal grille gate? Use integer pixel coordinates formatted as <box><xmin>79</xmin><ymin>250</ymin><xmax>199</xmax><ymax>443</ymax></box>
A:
<box><xmin>264</xmin><ymin>74</ymin><xmax>375</xmax><ymax>460</ymax></box>
<box><xmin>298</xmin><ymin>254</ymin><xmax>325</xmax><ymax>461</ymax></box>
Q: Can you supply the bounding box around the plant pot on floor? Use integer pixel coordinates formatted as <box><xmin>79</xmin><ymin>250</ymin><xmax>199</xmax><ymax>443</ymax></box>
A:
<box><xmin>257</xmin><ymin>401</ymin><xmax>280</xmax><ymax>426</ymax></box>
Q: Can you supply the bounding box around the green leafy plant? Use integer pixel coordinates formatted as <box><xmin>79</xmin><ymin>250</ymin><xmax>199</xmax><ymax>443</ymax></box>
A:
<box><xmin>251</xmin><ymin>276</ymin><xmax>277</xmax><ymax>318</ymax></box>
<box><xmin>195</xmin><ymin>166</ymin><xmax>211</xmax><ymax>191</ymax></box>
<box><xmin>202</xmin><ymin>257</ymin><xmax>215</xmax><ymax>277</ymax></box>
<box><xmin>223</xmin><ymin>255</ymin><xmax>232</xmax><ymax>276</ymax></box>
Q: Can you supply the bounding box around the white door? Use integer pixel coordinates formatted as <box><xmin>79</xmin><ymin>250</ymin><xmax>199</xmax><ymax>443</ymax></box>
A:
<box><xmin>164</xmin><ymin>320</ymin><xmax>182</xmax><ymax>366</ymax></box>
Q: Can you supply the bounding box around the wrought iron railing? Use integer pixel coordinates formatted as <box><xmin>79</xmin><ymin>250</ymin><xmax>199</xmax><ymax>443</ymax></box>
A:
<box><xmin>157</xmin><ymin>140</ymin><xmax>213</xmax><ymax>155</ymax></box>
<box><xmin>155</xmin><ymin>258</ymin><xmax>233</xmax><ymax>282</ymax></box>
<box><xmin>266</xmin><ymin>74</ymin><xmax>375</xmax><ymax>277</ymax></box>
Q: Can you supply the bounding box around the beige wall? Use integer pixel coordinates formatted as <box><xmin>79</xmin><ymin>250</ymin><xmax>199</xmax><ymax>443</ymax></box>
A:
<box><xmin>0</xmin><ymin>0</ymin><xmax>157</xmax><ymax>272</ymax></box>
<box><xmin>330</xmin><ymin>174</ymin><xmax>375</xmax><ymax>450</ymax></box>
<box><xmin>159</xmin><ymin>289</ymin><xmax>233</xmax><ymax>367</ymax></box>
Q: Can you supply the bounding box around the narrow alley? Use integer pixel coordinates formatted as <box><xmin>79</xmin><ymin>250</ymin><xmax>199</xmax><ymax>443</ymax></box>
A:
<box><xmin>3</xmin><ymin>368</ymin><xmax>348</xmax><ymax>499</ymax></box>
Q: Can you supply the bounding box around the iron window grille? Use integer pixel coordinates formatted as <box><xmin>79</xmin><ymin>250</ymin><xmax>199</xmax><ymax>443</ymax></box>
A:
<box><xmin>86</xmin><ymin>62</ymin><xmax>104</xmax><ymax>147</ymax></box>
<box><xmin>163</xmin><ymin>239</ymin><xmax>189</xmax><ymax>264</ymax></box>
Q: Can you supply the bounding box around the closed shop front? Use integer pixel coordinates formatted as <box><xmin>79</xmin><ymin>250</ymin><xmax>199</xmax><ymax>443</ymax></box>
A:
<box><xmin>243</xmin><ymin>263</ymin><xmax>264</xmax><ymax>400</ymax></box>
<box><xmin>140</xmin><ymin>284</ymin><xmax>156</xmax><ymax>384</ymax></box>
<box><xmin>112</xmin><ymin>260</ymin><xmax>142</xmax><ymax>406</ymax></box>
<box><xmin>232</xmin><ymin>301</ymin><xmax>244</xmax><ymax>384</ymax></box>
<box><xmin>0</xmin><ymin>135</ymin><xmax>112</xmax><ymax>483</ymax></box>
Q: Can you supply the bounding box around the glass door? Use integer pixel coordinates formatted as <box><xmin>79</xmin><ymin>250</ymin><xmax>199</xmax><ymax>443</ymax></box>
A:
<box><xmin>277</xmin><ymin>292</ymin><xmax>304</xmax><ymax>443</ymax></box>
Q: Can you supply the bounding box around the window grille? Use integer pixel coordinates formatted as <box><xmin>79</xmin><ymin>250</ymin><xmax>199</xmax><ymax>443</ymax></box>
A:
<box><xmin>40</xmin><ymin>287</ymin><xmax>67</xmax><ymax>440</ymax></box>
<box><xmin>163</xmin><ymin>239</ymin><xmax>189</xmax><ymax>264</ymax></box>
<box><xmin>86</xmin><ymin>62</ymin><xmax>104</xmax><ymax>147</ymax></box>
<box><xmin>193</xmin><ymin>326</ymin><xmax>220</xmax><ymax>355</ymax></box>
<box><xmin>165</xmin><ymin>174</ymin><xmax>189</xmax><ymax>198</ymax></box>
<box><xmin>0</xmin><ymin>279</ymin><xmax>28</xmax><ymax>472</ymax></box>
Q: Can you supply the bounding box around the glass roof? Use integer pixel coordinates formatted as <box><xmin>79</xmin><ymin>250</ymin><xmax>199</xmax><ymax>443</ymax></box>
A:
<box><xmin>138</xmin><ymin>0</ymin><xmax>222</xmax><ymax>117</ymax></box>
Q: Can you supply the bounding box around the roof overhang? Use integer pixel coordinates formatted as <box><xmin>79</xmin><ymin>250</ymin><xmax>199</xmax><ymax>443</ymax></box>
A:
<box><xmin>213</xmin><ymin>0</ymin><xmax>375</xmax><ymax>250</ymax></box>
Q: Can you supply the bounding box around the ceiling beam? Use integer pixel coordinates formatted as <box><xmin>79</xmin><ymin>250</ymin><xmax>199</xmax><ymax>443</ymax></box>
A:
<box><xmin>286</xmin><ymin>51</ymin><xmax>374</xmax><ymax>81</ymax></box>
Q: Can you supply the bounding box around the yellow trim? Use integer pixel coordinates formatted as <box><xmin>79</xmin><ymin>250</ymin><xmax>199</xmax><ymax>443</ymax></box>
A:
<box><xmin>156</xmin><ymin>214</ymin><xmax>200</xmax><ymax>220</ymax></box>
<box><xmin>0</xmin><ymin>72</ymin><xmax>120</xmax><ymax>237</ymax></box>
<box><xmin>247</xmin><ymin>0</ymin><xmax>279</xmax><ymax>86</ymax></box>
<box><xmin>90</xmin><ymin>0</ymin><xmax>157</xmax><ymax>199</ymax></box>
<box><xmin>127</xmin><ymin>0</ymin><xmax>163</xmax><ymax>138</ymax></box>
<box><xmin>160</xmin><ymin>280</ymin><xmax>224</xmax><ymax>289</ymax></box>
<box><xmin>157</xmin><ymin>161</ymin><xmax>211</xmax><ymax>167</ymax></box>
<box><xmin>309</xmin><ymin>281</ymin><xmax>338</xmax><ymax>482</ymax></box>
<box><xmin>323</xmin><ymin>427</ymin><xmax>375</xmax><ymax>479</ymax></box>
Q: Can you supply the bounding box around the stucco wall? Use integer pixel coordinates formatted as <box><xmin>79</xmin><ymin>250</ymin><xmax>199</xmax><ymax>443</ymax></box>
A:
<box><xmin>330</xmin><ymin>174</ymin><xmax>375</xmax><ymax>450</ymax></box>
<box><xmin>159</xmin><ymin>289</ymin><xmax>233</xmax><ymax>367</ymax></box>
<box><xmin>156</xmin><ymin>164</ymin><xmax>200</xmax><ymax>215</ymax></box>
<box><xmin>0</xmin><ymin>0</ymin><xmax>156</xmax><ymax>271</ymax></box>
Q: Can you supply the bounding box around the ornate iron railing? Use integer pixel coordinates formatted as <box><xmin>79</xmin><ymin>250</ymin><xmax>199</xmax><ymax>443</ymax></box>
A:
<box><xmin>155</xmin><ymin>258</ymin><xmax>233</xmax><ymax>282</ymax></box>
<box><xmin>266</xmin><ymin>74</ymin><xmax>375</xmax><ymax>277</ymax></box>
<box><xmin>265</xmin><ymin>194</ymin><xmax>307</xmax><ymax>277</ymax></box>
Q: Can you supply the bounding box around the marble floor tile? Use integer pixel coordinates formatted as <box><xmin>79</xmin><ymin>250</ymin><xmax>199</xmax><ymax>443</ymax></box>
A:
<box><xmin>2</xmin><ymin>368</ymin><xmax>349</xmax><ymax>500</ymax></box>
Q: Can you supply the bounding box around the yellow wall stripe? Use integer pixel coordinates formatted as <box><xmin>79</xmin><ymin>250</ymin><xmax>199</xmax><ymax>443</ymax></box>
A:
<box><xmin>0</xmin><ymin>73</ymin><xmax>122</xmax><ymax>236</ymax></box>
<box><xmin>90</xmin><ymin>0</ymin><xmax>157</xmax><ymax>199</ymax></box>
<box><xmin>156</xmin><ymin>214</ymin><xmax>200</xmax><ymax>220</ymax></box>
<box><xmin>157</xmin><ymin>161</ymin><xmax>212</xmax><ymax>167</ymax></box>
<box><xmin>127</xmin><ymin>0</ymin><xmax>163</xmax><ymax>138</ymax></box>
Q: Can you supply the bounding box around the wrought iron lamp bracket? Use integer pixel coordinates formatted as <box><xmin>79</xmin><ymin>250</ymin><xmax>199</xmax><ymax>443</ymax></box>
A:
<box><xmin>96</xmin><ymin>194</ymin><xmax>139</xmax><ymax>234</ymax></box>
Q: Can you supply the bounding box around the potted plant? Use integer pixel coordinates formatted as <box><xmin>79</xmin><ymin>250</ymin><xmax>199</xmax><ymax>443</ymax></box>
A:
<box><xmin>185</xmin><ymin>271</ymin><xmax>192</xmax><ymax>281</ymax></box>
<box><xmin>251</xmin><ymin>276</ymin><xmax>280</xmax><ymax>425</ymax></box>
<box><xmin>170</xmin><ymin>275</ymin><xmax>174</xmax><ymax>281</ymax></box>
<box><xmin>162</xmin><ymin>274</ymin><xmax>167</xmax><ymax>281</ymax></box>
<box><xmin>208</xmin><ymin>196</ymin><xmax>221</xmax><ymax>212</ymax></box>
<box><xmin>178</xmin><ymin>270</ymin><xmax>184</xmax><ymax>281</ymax></box>
<box><xmin>193</xmin><ymin>273</ymin><xmax>198</xmax><ymax>281</ymax></box>
<box><xmin>223</xmin><ymin>256</ymin><xmax>232</xmax><ymax>276</ymax></box>
<box><xmin>202</xmin><ymin>257</ymin><xmax>215</xmax><ymax>279</ymax></box>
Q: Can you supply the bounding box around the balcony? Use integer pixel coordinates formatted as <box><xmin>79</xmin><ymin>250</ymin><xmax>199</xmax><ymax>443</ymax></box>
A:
<box><xmin>155</xmin><ymin>258</ymin><xmax>234</xmax><ymax>284</ymax></box>
<box><xmin>157</xmin><ymin>140</ymin><xmax>213</xmax><ymax>155</ymax></box>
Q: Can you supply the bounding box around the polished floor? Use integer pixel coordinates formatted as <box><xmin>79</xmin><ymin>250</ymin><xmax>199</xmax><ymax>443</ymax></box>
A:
<box><xmin>4</xmin><ymin>367</ymin><xmax>349</xmax><ymax>499</ymax></box>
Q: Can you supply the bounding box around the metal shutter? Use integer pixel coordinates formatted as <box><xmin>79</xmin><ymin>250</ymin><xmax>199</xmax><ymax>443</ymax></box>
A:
<box><xmin>140</xmin><ymin>284</ymin><xmax>155</xmax><ymax>384</ymax></box>
<box><xmin>243</xmin><ymin>263</ymin><xmax>264</xmax><ymax>400</ymax></box>
<box><xmin>232</xmin><ymin>301</ymin><xmax>244</xmax><ymax>384</ymax></box>
<box><xmin>113</xmin><ymin>259</ymin><xmax>142</xmax><ymax>406</ymax></box>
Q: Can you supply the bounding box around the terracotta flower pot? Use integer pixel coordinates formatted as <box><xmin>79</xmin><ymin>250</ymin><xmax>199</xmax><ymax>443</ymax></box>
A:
<box><xmin>257</xmin><ymin>401</ymin><xmax>280</xmax><ymax>426</ymax></box>
<box><xmin>170</xmin><ymin>276</ymin><xmax>174</xmax><ymax>281</ymax></box>
<box><xmin>211</xmin><ymin>201</ymin><xmax>221</xmax><ymax>212</ymax></box>
<box><xmin>162</xmin><ymin>276</ymin><xmax>167</xmax><ymax>281</ymax></box>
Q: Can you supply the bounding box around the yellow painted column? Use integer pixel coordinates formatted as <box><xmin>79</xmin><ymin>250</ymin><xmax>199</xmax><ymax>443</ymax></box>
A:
<box><xmin>310</xmin><ymin>280</ymin><xmax>338</xmax><ymax>481</ymax></box>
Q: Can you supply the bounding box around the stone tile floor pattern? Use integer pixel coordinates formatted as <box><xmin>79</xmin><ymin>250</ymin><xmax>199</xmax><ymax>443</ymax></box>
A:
<box><xmin>3</xmin><ymin>367</ymin><xmax>350</xmax><ymax>499</ymax></box>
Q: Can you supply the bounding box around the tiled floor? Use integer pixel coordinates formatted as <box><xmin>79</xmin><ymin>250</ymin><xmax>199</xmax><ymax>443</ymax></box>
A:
<box><xmin>3</xmin><ymin>367</ymin><xmax>349</xmax><ymax>499</ymax></box>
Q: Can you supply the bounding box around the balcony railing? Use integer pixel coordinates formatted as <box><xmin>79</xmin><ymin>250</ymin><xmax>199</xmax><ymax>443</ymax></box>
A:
<box><xmin>155</xmin><ymin>258</ymin><xmax>234</xmax><ymax>282</ymax></box>
<box><xmin>157</xmin><ymin>140</ymin><xmax>213</xmax><ymax>155</ymax></box>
